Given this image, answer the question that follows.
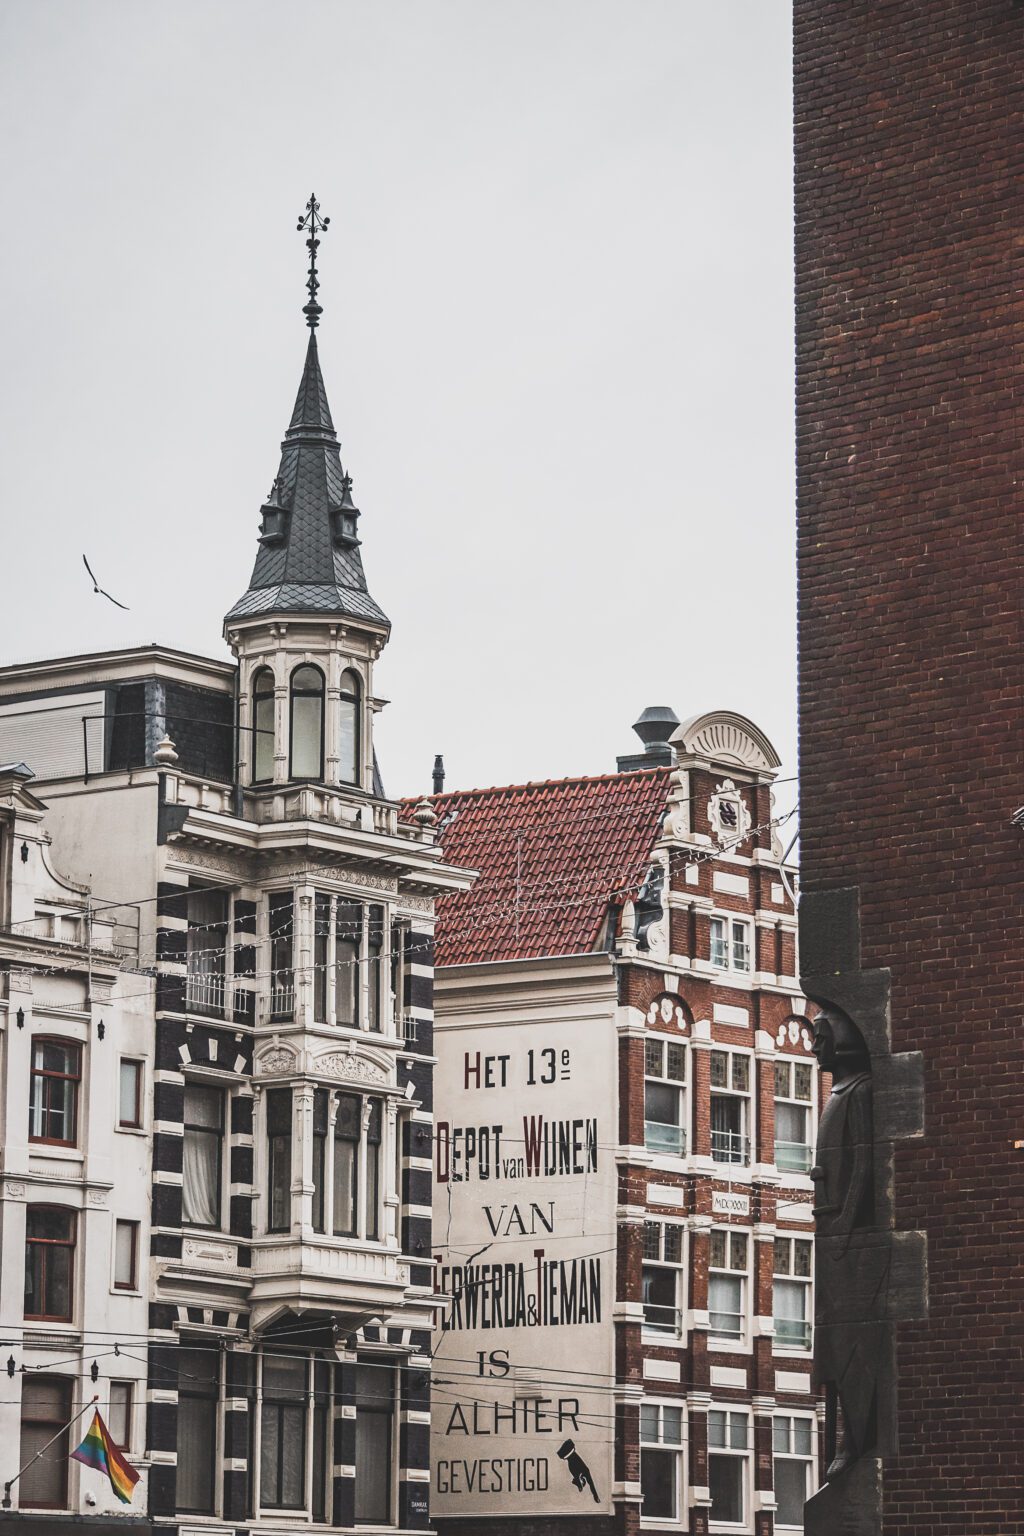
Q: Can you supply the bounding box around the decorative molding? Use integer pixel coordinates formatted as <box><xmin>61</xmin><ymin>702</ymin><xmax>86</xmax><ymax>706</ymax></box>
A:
<box><xmin>255</xmin><ymin>1047</ymin><xmax>298</xmax><ymax>1076</ymax></box>
<box><xmin>673</xmin><ymin>711</ymin><xmax>781</xmax><ymax>772</ymax></box>
<box><xmin>86</xmin><ymin>1189</ymin><xmax>108</xmax><ymax>1208</ymax></box>
<box><xmin>315</xmin><ymin>1052</ymin><xmax>388</xmax><ymax>1086</ymax></box>
<box><xmin>5</xmin><ymin>1182</ymin><xmax>26</xmax><ymax>1198</ymax></box>
<box><xmin>776</xmin><ymin>1017</ymin><xmax>814</xmax><ymax>1055</ymax></box>
<box><xmin>646</xmin><ymin>995</ymin><xmax>691</xmax><ymax>1033</ymax></box>
<box><xmin>183</xmin><ymin>1237</ymin><xmax>235</xmax><ymax>1265</ymax></box>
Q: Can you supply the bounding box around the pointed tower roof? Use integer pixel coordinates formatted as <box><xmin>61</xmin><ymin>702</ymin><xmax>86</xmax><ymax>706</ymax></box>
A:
<box><xmin>224</xmin><ymin>197</ymin><xmax>389</xmax><ymax>633</ymax></box>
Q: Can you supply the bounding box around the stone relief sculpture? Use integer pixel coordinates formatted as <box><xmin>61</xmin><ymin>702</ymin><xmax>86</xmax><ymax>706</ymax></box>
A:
<box><xmin>799</xmin><ymin>888</ymin><xmax>927</xmax><ymax>1536</ymax></box>
<box><xmin>810</xmin><ymin>1007</ymin><xmax>885</xmax><ymax>1479</ymax></box>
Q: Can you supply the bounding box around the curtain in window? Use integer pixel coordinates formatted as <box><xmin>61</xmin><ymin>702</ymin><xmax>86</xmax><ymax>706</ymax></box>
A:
<box><xmin>260</xmin><ymin>1355</ymin><xmax>306</xmax><ymax>1509</ymax></box>
<box><xmin>182</xmin><ymin>1086</ymin><xmax>222</xmax><ymax>1227</ymax></box>
<box><xmin>267</xmin><ymin>1089</ymin><xmax>293</xmax><ymax>1232</ymax></box>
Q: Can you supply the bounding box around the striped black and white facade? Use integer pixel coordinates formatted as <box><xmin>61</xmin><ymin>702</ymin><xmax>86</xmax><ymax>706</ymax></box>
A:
<box><xmin>0</xmin><ymin>290</ymin><xmax>472</xmax><ymax>1534</ymax></box>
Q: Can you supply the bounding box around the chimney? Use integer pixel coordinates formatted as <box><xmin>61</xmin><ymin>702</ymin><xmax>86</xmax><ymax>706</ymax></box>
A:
<box><xmin>616</xmin><ymin>706</ymin><xmax>680</xmax><ymax>772</ymax></box>
<box><xmin>432</xmin><ymin>754</ymin><xmax>445</xmax><ymax>794</ymax></box>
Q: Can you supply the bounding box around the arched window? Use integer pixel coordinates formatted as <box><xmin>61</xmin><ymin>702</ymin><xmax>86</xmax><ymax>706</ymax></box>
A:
<box><xmin>339</xmin><ymin>669</ymin><xmax>361</xmax><ymax>786</ymax></box>
<box><xmin>252</xmin><ymin>668</ymin><xmax>275</xmax><ymax>783</ymax></box>
<box><xmin>289</xmin><ymin>665</ymin><xmax>324</xmax><ymax>780</ymax></box>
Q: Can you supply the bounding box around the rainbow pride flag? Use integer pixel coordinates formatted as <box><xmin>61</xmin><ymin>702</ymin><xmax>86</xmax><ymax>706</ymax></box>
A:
<box><xmin>71</xmin><ymin>1410</ymin><xmax>139</xmax><ymax>1504</ymax></box>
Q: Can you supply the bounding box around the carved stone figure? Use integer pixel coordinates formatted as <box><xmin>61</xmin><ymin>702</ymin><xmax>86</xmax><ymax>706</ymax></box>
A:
<box><xmin>810</xmin><ymin>1006</ymin><xmax>888</xmax><ymax>1480</ymax></box>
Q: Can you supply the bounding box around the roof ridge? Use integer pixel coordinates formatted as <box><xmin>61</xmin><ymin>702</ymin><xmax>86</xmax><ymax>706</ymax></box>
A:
<box><xmin>401</xmin><ymin>764</ymin><xmax>671</xmax><ymax>804</ymax></box>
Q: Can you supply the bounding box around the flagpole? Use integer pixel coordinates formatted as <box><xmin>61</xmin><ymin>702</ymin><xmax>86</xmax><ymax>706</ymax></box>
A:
<box><xmin>2</xmin><ymin>1394</ymin><xmax>99</xmax><ymax>1509</ymax></box>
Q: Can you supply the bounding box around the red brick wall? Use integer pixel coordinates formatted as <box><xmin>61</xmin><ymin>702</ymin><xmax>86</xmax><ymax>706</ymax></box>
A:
<box><xmin>795</xmin><ymin>3</ymin><xmax>1024</xmax><ymax>1530</ymax></box>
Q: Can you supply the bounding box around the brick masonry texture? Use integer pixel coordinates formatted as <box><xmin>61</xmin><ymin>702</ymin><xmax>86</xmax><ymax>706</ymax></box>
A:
<box><xmin>795</xmin><ymin>3</ymin><xmax>1024</xmax><ymax>1530</ymax></box>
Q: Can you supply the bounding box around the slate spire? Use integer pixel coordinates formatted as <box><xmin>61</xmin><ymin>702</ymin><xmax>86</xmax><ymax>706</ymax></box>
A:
<box><xmin>224</xmin><ymin>199</ymin><xmax>389</xmax><ymax>632</ymax></box>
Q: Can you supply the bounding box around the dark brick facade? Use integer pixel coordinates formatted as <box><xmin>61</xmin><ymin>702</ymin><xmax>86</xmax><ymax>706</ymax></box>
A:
<box><xmin>795</xmin><ymin>4</ymin><xmax>1024</xmax><ymax>1530</ymax></box>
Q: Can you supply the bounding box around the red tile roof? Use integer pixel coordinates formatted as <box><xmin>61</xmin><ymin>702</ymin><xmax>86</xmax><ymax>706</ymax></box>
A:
<box><xmin>403</xmin><ymin>768</ymin><xmax>671</xmax><ymax>967</ymax></box>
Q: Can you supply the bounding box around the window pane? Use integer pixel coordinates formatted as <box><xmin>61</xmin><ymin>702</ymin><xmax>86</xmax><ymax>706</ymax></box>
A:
<box><xmin>260</xmin><ymin>1400</ymin><xmax>281</xmax><ymax>1505</ymax></box>
<box><xmin>290</xmin><ymin>668</ymin><xmax>324</xmax><ymax>779</ymax></box>
<box><xmin>663</xmin><ymin>1405</ymin><xmax>683</xmax><ymax>1445</ymax></box>
<box><xmin>177</xmin><ymin>1394</ymin><xmax>216</xmax><ymax>1512</ymax></box>
<box><xmin>642</xmin><ymin>1266</ymin><xmax>677</xmax><ymax>1332</ymax></box>
<box><xmin>339</xmin><ymin>683</ymin><xmax>359</xmax><ymax>785</ymax></box>
<box><xmin>775</xmin><ymin>1457</ymin><xmax>808</xmax><ymax>1526</ymax></box>
<box><xmin>114</xmin><ymin>1222</ymin><xmax>135</xmax><ymax>1287</ymax></box>
<box><xmin>365</xmin><ymin>1138</ymin><xmax>381</xmax><ymax>1240</ymax></box>
<box><xmin>731</xmin><ymin>1054</ymin><xmax>749</xmax><ymax>1092</ymax></box>
<box><xmin>729</xmin><ymin>1232</ymin><xmax>748</xmax><ymax>1270</ymax></box>
<box><xmin>773</xmin><ymin>1416</ymin><xmax>790</xmax><ymax>1454</ymax></box>
<box><xmin>108</xmin><ymin>1383</ymin><xmax>131</xmax><ymax>1449</ymax></box>
<box><xmin>664</xmin><ymin>1225</ymin><xmax>683</xmax><ymax>1264</ymax></box>
<box><xmin>774</xmin><ymin>1060</ymin><xmax>790</xmax><ymax>1097</ymax></box>
<box><xmin>708</xmin><ymin>1409</ymin><xmax>727</xmax><ymax>1448</ymax></box>
<box><xmin>253</xmin><ymin>671</ymin><xmax>275</xmax><ymax>782</ymax></box>
<box><xmin>709</xmin><ymin>1453</ymin><xmax>743</xmax><ymax>1523</ymax></box>
<box><xmin>709</xmin><ymin>1274</ymin><xmax>742</xmax><ymax>1337</ymax></box>
<box><xmin>119</xmin><ymin>1061</ymin><xmax>141</xmax><ymax>1126</ymax></box>
<box><xmin>774</xmin><ymin>1237</ymin><xmax>791</xmax><ymax>1275</ymax></box>
<box><xmin>729</xmin><ymin>1413</ymin><xmax>749</xmax><ymax>1449</ymax></box>
<box><xmin>355</xmin><ymin>1364</ymin><xmax>393</xmax><ymax>1524</ymax></box>
<box><xmin>641</xmin><ymin>1446</ymin><xmax>676</xmax><ymax>1519</ymax></box>
<box><xmin>278</xmin><ymin>1403</ymin><xmax>306</xmax><ymax>1506</ymax></box>
<box><xmin>710</xmin><ymin>1049</ymin><xmax>727</xmax><ymax>1087</ymax></box>
<box><xmin>775</xmin><ymin>1278</ymin><xmax>808</xmax><ymax>1348</ymax></box>
<box><xmin>333</xmin><ymin>1130</ymin><xmax>357</xmax><ymax>1236</ymax></box>
<box><xmin>794</xmin><ymin>1240</ymin><xmax>812</xmax><ymax>1278</ymax></box>
<box><xmin>665</xmin><ymin>1042</ymin><xmax>686</xmax><ymax>1082</ymax></box>
<box><xmin>644</xmin><ymin>1039</ymin><xmax>663</xmax><ymax>1077</ymax></box>
<box><xmin>643</xmin><ymin>1222</ymin><xmax>661</xmax><ymax>1260</ymax></box>
<box><xmin>794</xmin><ymin>1062</ymin><xmax>813</xmax><ymax>1101</ymax></box>
<box><xmin>640</xmin><ymin>1403</ymin><xmax>659</xmax><ymax>1443</ymax></box>
<box><xmin>709</xmin><ymin>1229</ymin><xmax>727</xmax><ymax>1269</ymax></box>
<box><xmin>793</xmin><ymin>1419</ymin><xmax>813</xmax><ymax>1457</ymax></box>
<box><xmin>20</xmin><ymin>1379</ymin><xmax>71</xmax><ymax>1509</ymax></box>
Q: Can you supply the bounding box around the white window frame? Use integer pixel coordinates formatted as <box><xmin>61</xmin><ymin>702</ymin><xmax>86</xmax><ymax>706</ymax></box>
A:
<box><xmin>708</xmin><ymin>1228</ymin><xmax>749</xmax><ymax>1347</ymax></box>
<box><xmin>709</xmin><ymin>1048</ymin><xmax>751</xmax><ymax>1168</ymax></box>
<box><xmin>640</xmin><ymin>1399</ymin><xmax>685</xmax><ymax>1526</ymax></box>
<box><xmin>642</xmin><ymin>1221</ymin><xmax>686</xmax><ymax>1338</ymax></box>
<box><xmin>709</xmin><ymin>914</ymin><xmax>752</xmax><ymax>974</ymax></box>
<box><xmin>773</xmin><ymin>1412</ymin><xmax>816</xmax><ymax>1529</ymax></box>
<box><xmin>707</xmin><ymin>1405</ymin><xmax>751</xmax><ymax>1531</ymax></box>
<box><xmin>643</xmin><ymin>1036</ymin><xmax>687</xmax><ymax>1157</ymax></box>
<box><xmin>773</xmin><ymin>1234</ymin><xmax>813</xmax><ymax>1354</ymax></box>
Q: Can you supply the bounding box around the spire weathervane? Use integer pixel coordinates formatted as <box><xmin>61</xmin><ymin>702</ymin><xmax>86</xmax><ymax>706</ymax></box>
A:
<box><xmin>297</xmin><ymin>193</ymin><xmax>331</xmax><ymax>330</ymax></box>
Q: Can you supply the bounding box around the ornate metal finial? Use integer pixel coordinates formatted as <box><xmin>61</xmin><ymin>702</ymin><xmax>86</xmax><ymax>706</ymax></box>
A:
<box><xmin>297</xmin><ymin>193</ymin><xmax>331</xmax><ymax>329</ymax></box>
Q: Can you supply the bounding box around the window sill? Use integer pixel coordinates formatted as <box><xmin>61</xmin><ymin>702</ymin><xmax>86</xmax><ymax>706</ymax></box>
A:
<box><xmin>28</xmin><ymin>1144</ymin><xmax>83</xmax><ymax>1161</ymax></box>
<box><xmin>115</xmin><ymin>1124</ymin><xmax>148</xmax><ymax>1137</ymax></box>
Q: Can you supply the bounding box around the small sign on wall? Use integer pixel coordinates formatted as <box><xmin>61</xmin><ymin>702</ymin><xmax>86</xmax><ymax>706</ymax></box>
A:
<box><xmin>712</xmin><ymin>1190</ymin><xmax>750</xmax><ymax>1217</ymax></box>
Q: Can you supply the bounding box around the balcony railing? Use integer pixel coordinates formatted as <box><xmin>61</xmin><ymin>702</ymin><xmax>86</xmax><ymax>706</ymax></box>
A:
<box><xmin>185</xmin><ymin>967</ymin><xmax>226</xmax><ymax>1016</ymax></box>
<box><xmin>270</xmin><ymin>974</ymin><xmax>295</xmax><ymax>1019</ymax></box>
<box><xmin>643</xmin><ymin>1302</ymin><xmax>683</xmax><ymax>1336</ymax></box>
<box><xmin>775</xmin><ymin>1140</ymin><xmax>813</xmax><ymax>1173</ymax></box>
<box><xmin>645</xmin><ymin>1121</ymin><xmax>686</xmax><ymax>1156</ymax></box>
<box><xmin>774</xmin><ymin>1317</ymin><xmax>812</xmax><ymax>1350</ymax></box>
<box><xmin>709</xmin><ymin>1308</ymin><xmax>744</xmax><ymax>1339</ymax></box>
<box><xmin>711</xmin><ymin>1129</ymin><xmax>750</xmax><ymax>1166</ymax></box>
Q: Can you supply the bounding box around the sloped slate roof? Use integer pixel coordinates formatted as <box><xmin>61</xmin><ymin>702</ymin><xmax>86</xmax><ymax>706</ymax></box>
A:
<box><xmin>403</xmin><ymin>768</ymin><xmax>671</xmax><ymax>966</ymax></box>
<box><xmin>225</xmin><ymin>332</ymin><xmax>389</xmax><ymax>630</ymax></box>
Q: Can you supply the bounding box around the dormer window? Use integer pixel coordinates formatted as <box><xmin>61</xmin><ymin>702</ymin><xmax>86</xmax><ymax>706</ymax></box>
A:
<box><xmin>289</xmin><ymin>665</ymin><xmax>324</xmax><ymax>780</ymax></box>
<box><xmin>339</xmin><ymin>670</ymin><xmax>361</xmax><ymax>786</ymax></box>
<box><xmin>252</xmin><ymin>669</ymin><xmax>275</xmax><ymax>783</ymax></box>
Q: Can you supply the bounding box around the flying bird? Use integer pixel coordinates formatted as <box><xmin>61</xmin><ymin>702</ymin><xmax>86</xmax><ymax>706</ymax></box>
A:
<box><xmin>82</xmin><ymin>554</ymin><xmax>129</xmax><ymax>610</ymax></box>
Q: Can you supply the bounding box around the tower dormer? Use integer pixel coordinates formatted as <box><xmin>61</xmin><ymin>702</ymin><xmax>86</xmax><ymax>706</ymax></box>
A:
<box><xmin>223</xmin><ymin>196</ymin><xmax>389</xmax><ymax>794</ymax></box>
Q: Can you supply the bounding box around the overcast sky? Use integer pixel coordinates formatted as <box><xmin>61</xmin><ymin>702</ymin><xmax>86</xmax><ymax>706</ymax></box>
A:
<box><xmin>0</xmin><ymin>1</ymin><xmax>794</xmax><ymax>804</ymax></box>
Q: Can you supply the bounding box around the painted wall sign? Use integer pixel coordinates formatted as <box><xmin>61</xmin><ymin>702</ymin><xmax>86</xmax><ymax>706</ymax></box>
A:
<box><xmin>432</xmin><ymin>1017</ymin><xmax>615</xmax><ymax>1518</ymax></box>
<box><xmin>712</xmin><ymin>1190</ymin><xmax>750</xmax><ymax>1217</ymax></box>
